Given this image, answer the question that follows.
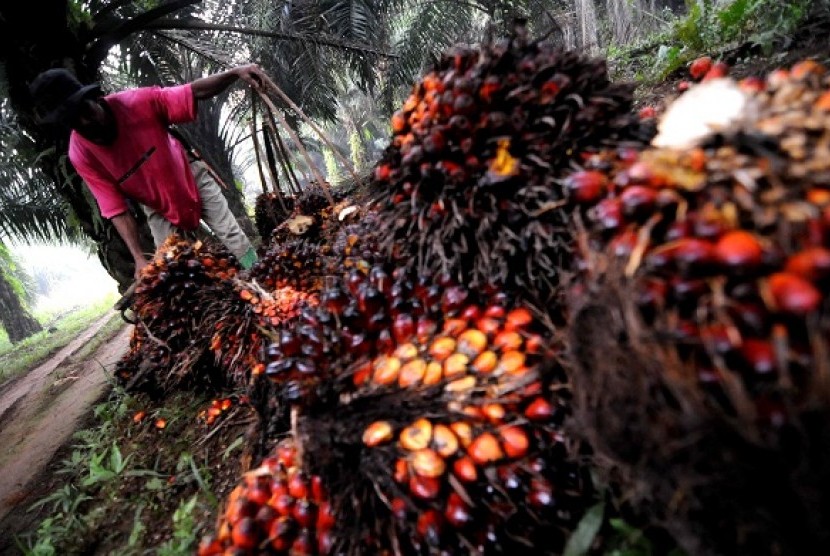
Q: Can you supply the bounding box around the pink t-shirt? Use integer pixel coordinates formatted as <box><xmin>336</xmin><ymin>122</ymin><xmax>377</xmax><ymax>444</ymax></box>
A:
<box><xmin>69</xmin><ymin>84</ymin><xmax>201</xmax><ymax>230</ymax></box>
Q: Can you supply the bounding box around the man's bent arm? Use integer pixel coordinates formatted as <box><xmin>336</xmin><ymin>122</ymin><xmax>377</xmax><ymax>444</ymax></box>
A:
<box><xmin>111</xmin><ymin>212</ymin><xmax>149</xmax><ymax>280</ymax></box>
<box><xmin>190</xmin><ymin>64</ymin><xmax>267</xmax><ymax>100</ymax></box>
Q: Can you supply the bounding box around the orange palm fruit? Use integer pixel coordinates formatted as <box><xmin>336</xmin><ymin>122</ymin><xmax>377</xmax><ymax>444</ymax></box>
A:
<box><xmin>500</xmin><ymin>425</ymin><xmax>530</xmax><ymax>458</ymax></box>
<box><xmin>363</xmin><ymin>420</ymin><xmax>394</xmax><ymax>447</ymax></box>
<box><xmin>424</xmin><ymin>361</ymin><xmax>443</xmax><ymax>385</ymax></box>
<box><xmin>472</xmin><ymin>350</ymin><xmax>498</xmax><ymax>373</ymax></box>
<box><xmin>432</xmin><ymin>424</ymin><xmax>459</xmax><ymax>458</ymax></box>
<box><xmin>373</xmin><ymin>356</ymin><xmax>402</xmax><ymax>385</ymax></box>
<box><xmin>400</xmin><ymin>418</ymin><xmax>433</xmax><ymax>451</ymax></box>
<box><xmin>412</xmin><ymin>448</ymin><xmax>446</xmax><ymax>478</ymax></box>
<box><xmin>399</xmin><ymin>358</ymin><xmax>427</xmax><ymax>387</ymax></box>
<box><xmin>468</xmin><ymin>432</ymin><xmax>504</xmax><ymax>464</ymax></box>
<box><xmin>457</xmin><ymin>329</ymin><xmax>488</xmax><ymax>356</ymax></box>
<box><xmin>429</xmin><ymin>337</ymin><xmax>457</xmax><ymax>361</ymax></box>
<box><xmin>443</xmin><ymin>353</ymin><xmax>470</xmax><ymax>378</ymax></box>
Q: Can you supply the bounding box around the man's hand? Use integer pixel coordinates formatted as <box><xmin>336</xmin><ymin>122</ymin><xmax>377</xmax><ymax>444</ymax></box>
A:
<box><xmin>134</xmin><ymin>257</ymin><xmax>149</xmax><ymax>281</ymax></box>
<box><xmin>235</xmin><ymin>63</ymin><xmax>267</xmax><ymax>90</ymax></box>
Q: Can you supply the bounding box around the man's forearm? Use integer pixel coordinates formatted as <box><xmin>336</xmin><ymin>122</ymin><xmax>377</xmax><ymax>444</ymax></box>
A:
<box><xmin>111</xmin><ymin>212</ymin><xmax>148</xmax><ymax>264</ymax></box>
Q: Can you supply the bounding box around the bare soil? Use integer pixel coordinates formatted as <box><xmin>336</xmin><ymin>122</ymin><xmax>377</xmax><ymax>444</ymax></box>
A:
<box><xmin>0</xmin><ymin>314</ymin><xmax>129</xmax><ymax>549</ymax></box>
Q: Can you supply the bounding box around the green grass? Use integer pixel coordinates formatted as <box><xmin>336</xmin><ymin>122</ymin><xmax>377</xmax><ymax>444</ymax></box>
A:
<box><xmin>0</xmin><ymin>292</ymin><xmax>122</xmax><ymax>384</ymax></box>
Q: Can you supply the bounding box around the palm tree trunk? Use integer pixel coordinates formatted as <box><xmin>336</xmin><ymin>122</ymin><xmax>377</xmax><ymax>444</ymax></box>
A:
<box><xmin>0</xmin><ymin>267</ymin><xmax>41</xmax><ymax>344</ymax></box>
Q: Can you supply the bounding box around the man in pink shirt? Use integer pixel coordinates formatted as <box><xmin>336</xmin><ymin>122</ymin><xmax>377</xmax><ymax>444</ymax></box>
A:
<box><xmin>29</xmin><ymin>65</ymin><xmax>264</xmax><ymax>278</ymax></box>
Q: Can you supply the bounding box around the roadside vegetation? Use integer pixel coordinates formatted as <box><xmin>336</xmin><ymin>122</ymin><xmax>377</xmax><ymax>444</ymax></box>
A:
<box><xmin>0</xmin><ymin>292</ymin><xmax>121</xmax><ymax>384</ymax></box>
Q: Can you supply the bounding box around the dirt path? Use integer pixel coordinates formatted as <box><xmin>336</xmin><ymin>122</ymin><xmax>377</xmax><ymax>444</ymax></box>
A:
<box><xmin>0</xmin><ymin>313</ymin><xmax>131</xmax><ymax>523</ymax></box>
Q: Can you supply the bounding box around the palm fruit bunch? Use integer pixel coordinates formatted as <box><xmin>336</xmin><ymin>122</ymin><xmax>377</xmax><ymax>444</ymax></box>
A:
<box><xmin>562</xmin><ymin>61</ymin><xmax>830</xmax><ymax>554</ymax></box>
<box><xmin>371</xmin><ymin>21</ymin><xmax>649</xmax><ymax>303</ymax></box>
<box><xmin>254</xmin><ymin>193</ymin><xmax>295</xmax><ymax>241</ymax></box>
<box><xmin>198</xmin><ymin>439</ymin><xmax>337</xmax><ymax>555</ymax></box>
<box><xmin>250</xmin><ymin>264</ymin><xmax>589</xmax><ymax>554</ymax></box>
<box><xmin>248</xmin><ymin>238</ymin><xmax>332</xmax><ymax>294</ymax></box>
<box><xmin>206</xmin><ymin>281</ymin><xmax>318</xmax><ymax>384</ymax></box>
<box><xmin>113</xmin><ymin>236</ymin><xmax>240</xmax><ymax>392</ymax></box>
<box><xmin>329</xmin><ymin>208</ymin><xmax>386</xmax><ymax>273</ymax></box>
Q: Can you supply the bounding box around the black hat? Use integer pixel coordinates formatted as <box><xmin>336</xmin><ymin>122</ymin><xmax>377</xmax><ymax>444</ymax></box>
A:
<box><xmin>29</xmin><ymin>68</ymin><xmax>102</xmax><ymax>126</ymax></box>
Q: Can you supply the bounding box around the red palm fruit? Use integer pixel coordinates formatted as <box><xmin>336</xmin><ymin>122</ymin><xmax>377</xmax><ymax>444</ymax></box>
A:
<box><xmin>443</xmin><ymin>318</ymin><xmax>468</xmax><ymax>336</ymax></box>
<box><xmin>472</xmin><ymin>350</ymin><xmax>498</xmax><ymax>374</ymax></box>
<box><xmin>429</xmin><ymin>337</ymin><xmax>457</xmax><ymax>361</ymax></box>
<box><xmin>311</xmin><ymin>476</ymin><xmax>325</xmax><ymax>502</ymax></box>
<box><xmin>318</xmin><ymin>530</ymin><xmax>335</xmax><ymax>555</ymax></box>
<box><xmin>276</xmin><ymin>443</ymin><xmax>297</xmax><ymax>469</ymax></box>
<box><xmin>409</xmin><ymin>475</ymin><xmax>441</xmax><ymax>500</ymax></box>
<box><xmin>317</xmin><ymin>501</ymin><xmax>336</xmax><ymax>530</ymax></box>
<box><xmin>292</xmin><ymin>499</ymin><xmax>317</xmax><ymax>529</ymax></box>
<box><xmin>269</xmin><ymin>516</ymin><xmax>296</xmax><ymax>552</ymax></box>
<box><xmin>363</xmin><ymin>420</ymin><xmax>394</xmax><ymax>447</ymax></box>
<box><xmin>739</xmin><ymin>76</ymin><xmax>765</xmax><ymax>92</ymax></box>
<box><xmin>714</xmin><ymin>230</ymin><xmax>763</xmax><ymax>269</ymax></box>
<box><xmin>591</xmin><ymin>198</ymin><xmax>625</xmax><ymax>231</ymax></box>
<box><xmin>505</xmin><ymin>307</ymin><xmax>533</xmax><ymax>331</ymax></box>
<box><xmin>468</xmin><ymin>432</ymin><xmax>504</xmax><ymax>464</ymax></box>
<box><xmin>272</xmin><ymin>492</ymin><xmax>295</xmax><ymax>516</ymax></box>
<box><xmin>292</xmin><ymin>529</ymin><xmax>315</xmax><ymax>555</ymax></box>
<box><xmin>528</xmin><ymin>478</ymin><xmax>555</xmax><ymax>509</ymax></box>
<box><xmin>400</xmin><ymin>418</ymin><xmax>433</xmax><ymax>451</ymax></box>
<box><xmin>392</xmin><ymin>313</ymin><xmax>415</xmax><ymax>344</ymax></box>
<box><xmin>416</xmin><ymin>317</ymin><xmax>438</xmax><ymax>343</ymax></box>
<box><xmin>740</xmin><ymin>339</ymin><xmax>776</xmax><ymax>375</ymax></box>
<box><xmin>453</xmin><ymin>456</ymin><xmax>478</xmax><ymax>483</ymax></box>
<box><xmin>391</xmin><ymin>111</ymin><xmax>407</xmax><ymax>133</ymax></box>
<box><xmin>484</xmin><ymin>304</ymin><xmax>505</xmax><ymax>319</ymax></box>
<box><xmin>768</xmin><ymin>272</ymin><xmax>822</xmax><ymax>314</ymax></box>
<box><xmin>785</xmin><ymin>247</ymin><xmax>830</xmax><ymax>283</ymax></box>
<box><xmin>677</xmin><ymin>80</ymin><xmax>691</xmax><ymax>92</ymax></box>
<box><xmin>525</xmin><ymin>396</ymin><xmax>555</xmax><ymax>421</ymax></box>
<box><xmin>620</xmin><ymin>185</ymin><xmax>658</xmax><ymax>220</ymax></box>
<box><xmin>445</xmin><ymin>492</ymin><xmax>473</xmax><ymax>528</ymax></box>
<box><xmin>394</xmin><ymin>458</ymin><xmax>410</xmax><ymax>484</ymax></box>
<box><xmin>565</xmin><ymin>170</ymin><xmax>608</xmax><ymax>204</ymax></box>
<box><xmin>703</xmin><ymin>61</ymin><xmax>730</xmax><ymax>80</ymax></box>
<box><xmin>461</xmin><ymin>304</ymin><xmax>482</xmax><ymax>320</ymax></box>
<box><xmin>374</xmin><ymin>164</ymin><xmax>392</xmax><ymax>182</ymax></box>
<box><xmin>412</xmin><ymin>448</ymin><xmax>446</xmax><ymax>478</ymax></box>
<box><xmin>610</xmin><ymin>229</ymin><xmax>639</xmax><ymax>258</ymax></box>
<box><xmin>689</xmin><ymin>56</ymin><xmax>713</xmax><ymax>80</ymax></box>
<box><xmin>417</xmin><ymin>509</ymin><xmax>444</xmax><ymax>544</ymax></box>
<box><xmin>288</xmin><ymin>469</ymin><xmax>309</xmax><ymax>500</ymax></box>
<box><xmin>817</xmin><ymin>90</ymin><xmax>830</xmax><ymax>111</ymax></box>
<box><xmin>226</xmin><ymin>497</ymin><xmax>258</xmax><ymax>525</ymax></box>
<box><xmin>648</xmin><ymin>238</ymin><xmax>717</xmax><ymax>274</ymax></box>
<box><xmin>353</xmin><ymin>360</ymin><xmax>372</xmax><ymax>387</ymax></box>
<box><xmin>247</xmin><ymin>484</ymin><xmax>271</xmax><ymax>506</ymax></box>
<box><xmin>476</xmin><ymin>317</ymin><xmax>501</xmax><ymax>336</ymax></box>
<box><xmin>458</xmin><ymin>329</ymin><xmax>488</xmax><ymax>356</ymax></box>
<box><xmin>231</xmin><ymin>518</ymin><xmax>259</xmax><ymax>550</ymax></box>
<box><xmin>442</xmin><ymin>286</ymin><xmax>469</xmax><ymax>313</ymax></box>
<box><xmin>639</xmin><ymin>105</ymin><xmax>657</xmax><ymax>119</ymax></box>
